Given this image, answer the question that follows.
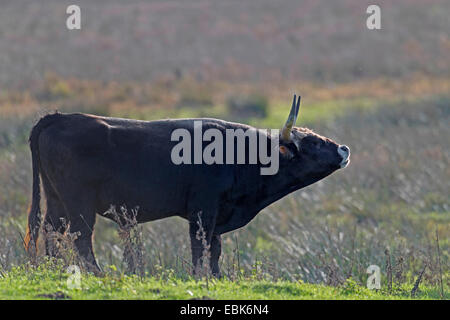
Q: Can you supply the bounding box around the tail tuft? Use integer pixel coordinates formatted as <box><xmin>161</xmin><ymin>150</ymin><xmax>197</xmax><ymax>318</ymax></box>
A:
<box><xmin>24</xmin><ymin>226</ymin><xmax>33</xmax><ymax>254</ymax></box>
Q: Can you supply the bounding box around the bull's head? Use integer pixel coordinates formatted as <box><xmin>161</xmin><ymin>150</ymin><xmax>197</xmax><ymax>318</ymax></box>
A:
<box><xmin>278</xmin><ymin>94</ymin><xmax>350</xmax><ymax>181</ymax></box>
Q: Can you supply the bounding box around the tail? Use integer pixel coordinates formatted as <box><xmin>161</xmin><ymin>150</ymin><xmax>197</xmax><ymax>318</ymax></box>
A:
<box><xmin>24</xmin><ymin>112</ymin><xmax>62</xmax><ymax>256</ymax></box>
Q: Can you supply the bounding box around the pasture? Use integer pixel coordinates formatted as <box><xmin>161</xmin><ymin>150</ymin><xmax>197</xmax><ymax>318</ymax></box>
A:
<box><xmin>0</xmin><ymin>77</ymin><xmax>448</xmax><ymax>299</ymax></box>
<box><xmin>0</xmin><ymin>261</ymin><xmax>442</xmax><ymax>300</ymax></box>
<box><xmin>0</xmin><ymin>0</ymin><xmax>448</xmax><ymax>300</ymax></box>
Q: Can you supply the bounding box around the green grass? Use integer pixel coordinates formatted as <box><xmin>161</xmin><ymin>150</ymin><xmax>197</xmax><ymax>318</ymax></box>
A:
<box><xmin>1</xmin><ymin>93</ymin><xmax>448</xmax><ymax>301</ymax></box>
<box><xmin>112</xmin><ymin>95</ymin><xmax>409</xmax><ymax>130</ymax></box>
<box><xmin>0</xmin><ymin>263</ymin><xmax>442</xmax><ymax>300</ymax></box>
<box><xmin>250</xmin><ymin>98</ymin><xmax>376</xmax><ymax>128</ymax></box>
<box><xmin>110</xmin><ymin>97</ymin><xmax>376</xmax><ymax>128</ymax></box>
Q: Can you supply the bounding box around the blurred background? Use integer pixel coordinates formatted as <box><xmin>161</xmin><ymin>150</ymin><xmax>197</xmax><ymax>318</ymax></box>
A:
<box><xmin>0</xmin><ymin>0</ymin><xmax>448</xmax><ymax>290</ymax></box>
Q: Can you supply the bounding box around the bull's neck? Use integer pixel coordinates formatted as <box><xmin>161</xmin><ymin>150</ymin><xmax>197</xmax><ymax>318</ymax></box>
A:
<box><xmin>258</xmin><ymin>171</ymin><xmax>301</xmax><ymax>209</ymax></box>
<box><xmin>234</xmin><ymin>164</ymin><xmax>296</xmax><ymax>213</ymax></box>
<box><xmin>247</xmin><ymin>163</ymin><xmax>329</xmax><ymax>213</ymax></box>
<box><xmin>233</xmin><ymin>129</ymin><xmax>314</xmax><ymax>211</ymax></box>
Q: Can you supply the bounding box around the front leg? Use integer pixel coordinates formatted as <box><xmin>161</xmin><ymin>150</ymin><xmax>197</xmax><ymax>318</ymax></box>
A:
<box><xmin>210</xmin><ymin>234</ymin><xmax>222</xmax><ymax>277</ymax></box>
<box><xmin>189</xmin><ymin>210</ymin><xmax>217</xmax><ymax>276</ymax></box>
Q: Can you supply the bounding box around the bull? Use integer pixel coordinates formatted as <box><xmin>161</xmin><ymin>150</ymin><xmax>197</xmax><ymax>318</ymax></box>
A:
<box><xmin>24</xmin><ymin>94</ymin><xmax>350</xmax><ymax>276</ymax></box>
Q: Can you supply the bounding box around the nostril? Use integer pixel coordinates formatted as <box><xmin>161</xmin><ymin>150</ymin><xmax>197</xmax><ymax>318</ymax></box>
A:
<box><xmin>340</xmin><ymin>145</ymin><xmax>349</xmax><ymax>154</ymax></box>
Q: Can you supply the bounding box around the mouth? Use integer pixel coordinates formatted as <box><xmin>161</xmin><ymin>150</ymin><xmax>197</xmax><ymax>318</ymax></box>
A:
<box><xmin>340</xmin><ymin>158</ymin><xmax>350</xmax><ymax>168</ymax></box>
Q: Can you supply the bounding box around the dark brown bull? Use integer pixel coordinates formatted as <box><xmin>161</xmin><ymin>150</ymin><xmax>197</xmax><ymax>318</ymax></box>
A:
<box><xmin>24</xmin><ymin>95</ymin><xmax>350</xmax><ymax>276</ymax></box>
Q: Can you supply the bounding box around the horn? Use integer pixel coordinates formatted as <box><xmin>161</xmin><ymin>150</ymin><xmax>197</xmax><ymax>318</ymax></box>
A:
<box><xmin>281</xmin><ymin>94</ymin><xmax>301</xmax><ymax>141</ymax></box>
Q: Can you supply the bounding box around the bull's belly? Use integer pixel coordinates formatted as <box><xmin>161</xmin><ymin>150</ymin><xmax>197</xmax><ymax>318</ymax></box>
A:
<box><xmin>95</xmin><ymin>178</ymin><xmax>188</xmax><ymax>222</ymax></box>
<box><xmin>98</xmin><ymin>207</ymin><xmax>184</xmax><ymax>224</ymax></box>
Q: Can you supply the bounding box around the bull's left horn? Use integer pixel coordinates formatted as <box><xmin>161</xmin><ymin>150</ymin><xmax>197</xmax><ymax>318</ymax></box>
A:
<box><xmin>281</xmin><ymin>94</ymin><xmax>301</xmax><ymax>141</ymax></box>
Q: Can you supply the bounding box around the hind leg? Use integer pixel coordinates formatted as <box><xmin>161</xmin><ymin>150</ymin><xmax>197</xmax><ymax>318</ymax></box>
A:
<box><xmin>42</xmin><ymin>175</ymin><xmax>69</xmax><ymax>257</ymax></box>
<box><xmin>69</xmin><ymin>211</ymin><xmax>100</xmax><ymax>273</ymax></box>
<box><xmin>55</xmin><ymin>187</ymin><xmax>101</xmax><ymax>274</ymax></box>
<box><xmin>43</xmin><ymin>196</ymin><xmax>69</xmax><ymax>257</ymax></box>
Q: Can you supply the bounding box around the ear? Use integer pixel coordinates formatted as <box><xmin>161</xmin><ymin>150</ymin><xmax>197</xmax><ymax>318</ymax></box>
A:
<box><xmin>279</xmin><ymin>145</ymin><xmax>294</xmax><ymax>159</ymax></box>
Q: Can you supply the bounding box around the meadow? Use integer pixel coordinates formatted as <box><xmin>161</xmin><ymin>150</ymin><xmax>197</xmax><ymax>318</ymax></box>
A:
<box><xmin>0</xmin><ymin>75</ymin><xmax>448</xmax><ymax>299</ymax></box>
<box><xmin>0</xmin><ymin>0</ymin><xmax>448</xmax><ymax>300</ymax></box>
<box><xmin>0</xmin><ymin>261</ymin><xmax>442</xmax><ymax>300</ymax></box>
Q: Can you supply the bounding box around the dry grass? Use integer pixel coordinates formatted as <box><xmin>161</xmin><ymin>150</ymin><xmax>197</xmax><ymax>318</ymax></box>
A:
<box><xmin>0</xmin><ymin>87</ymin><xmax>448</xmax><ymax>298</ymax></box>
<box><xmin>0</xmin><ymin>0</ymin><xmax>448</xmax><ymax>299</ymax></box>
<box><xmin>1</xmin><ymin>0</ymin><xmax>449</xmax><ymax>88</ymax></box>
<box><xmin>1</xmin><ymin>73</ymin><xmax>449</xmax><ymax>119</ymax></box>
<box><xmin>104</xmin><ymin>205</ymin><xmax>146</xmax><ymax>277</ymax></box>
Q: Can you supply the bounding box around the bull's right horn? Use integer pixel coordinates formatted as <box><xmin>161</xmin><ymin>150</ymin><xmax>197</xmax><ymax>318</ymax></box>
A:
<box><xmin>281</xmin><ymin>94</ymin><xmax>301</xmax><ymax>141</ymax></box>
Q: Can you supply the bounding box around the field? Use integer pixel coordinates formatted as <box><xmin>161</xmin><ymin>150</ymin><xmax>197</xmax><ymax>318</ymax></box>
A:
<box><xmin>0</xmin><ymin>0</ymin><xmax>449</xmax><ymax>300</ymax></box>
<box><xmin>0</xmin><ymin>80</ymin><xmax>448</xmax><ymax>299</ymax></box>
<box><xmin>0</xmin><ymin>265</ymin><xmax>442</xmax><ymax>300</ymax></box>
